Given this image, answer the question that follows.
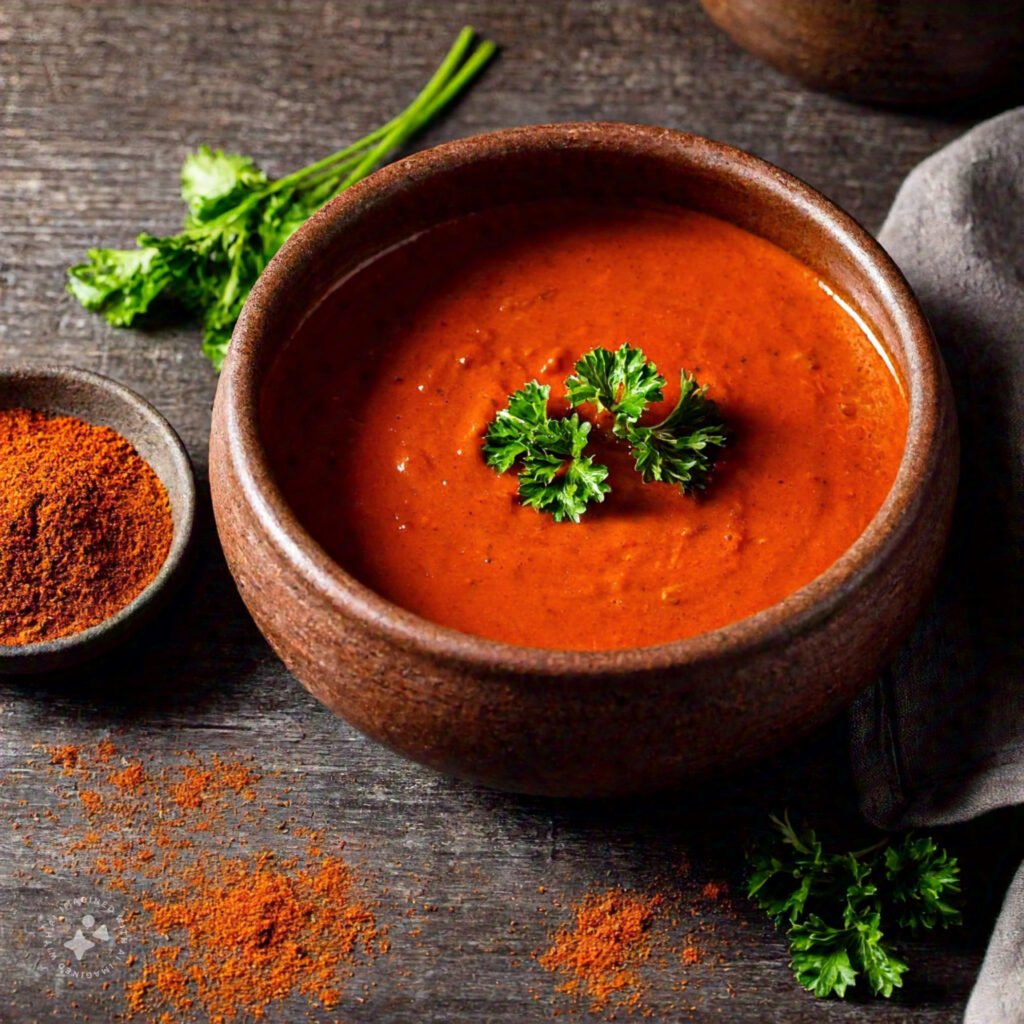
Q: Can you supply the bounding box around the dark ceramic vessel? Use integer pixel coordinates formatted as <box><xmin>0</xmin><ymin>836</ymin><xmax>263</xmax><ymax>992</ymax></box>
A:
<box><xmin>0</xmin><ymin>365</ymin><xmax>196</xmax><ymax>674</ymax></box>
<box><xmin>701</xmin><ymin>0</ymin><xmax>1024</xmax><ymax>106</ymax></box>
<box><xmin>210</xmin><ymin>124</ymin><xmax>958</xmax><ymax>797</ymax></box>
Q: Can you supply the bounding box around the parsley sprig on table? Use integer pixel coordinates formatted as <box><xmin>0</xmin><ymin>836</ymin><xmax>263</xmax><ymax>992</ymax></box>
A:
<box><xmin>484</xmin><ymin>344</ymin><xmax>728</xmax><ymax>521</ymax></box>
<box><xmin>747</xmin><ymin>812</ymin><xmax>962</xmax><ymax>1000</ymax></box>
<box><xmin>67</xmin><ymin>27</ymin><xmax>496</xmax><ymax>370</ymax></box>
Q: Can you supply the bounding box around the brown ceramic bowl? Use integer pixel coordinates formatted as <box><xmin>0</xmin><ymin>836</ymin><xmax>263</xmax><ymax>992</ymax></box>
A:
<box><xmin>210</xmin><ymin>123</ymin><xmax>957</xmax><ymax>797</ymax></box>
<box><xmin>700</xmin><ymin>0</ymin><xmax>1024</xmax><ymax>106</ymax></box>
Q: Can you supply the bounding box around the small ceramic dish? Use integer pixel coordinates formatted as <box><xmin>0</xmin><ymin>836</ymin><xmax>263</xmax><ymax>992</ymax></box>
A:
<box><xmin>0</xmin><ymin>365</ymin><xmax>195</xmax><ymax>674</ymax></box>
<box><xmin>210</xmin><ymin>123</ymin><xmax>958</xmax><ymax>796</ymax></box>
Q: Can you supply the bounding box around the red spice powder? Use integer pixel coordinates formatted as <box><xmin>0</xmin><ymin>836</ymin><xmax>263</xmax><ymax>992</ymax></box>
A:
<box><xmin>94</xmin><ymin>739</ymin><xmax>118</xmax><ymax>763</ymax></box>
<box><xmin>48</xmin><ymin>744</ymin><xmax>80</xmax><ymax>773</ymax></box>
<box><xmin>109</xmin><ymin>762</ymin><xmax>147</xmax><ymax>793</ymax></box>
<box><xmin>538</xmin><ymin>889</ymin><xmax>662</xmax><ymax>1014</ymax></box>
<box><xmin>169</xmin><ymin>756</ymin><xmax>256</xmax><ymax>811</ymax></box>
<box><xmin>126</xmin><ymin>851</ymin><xmax>385</xmax><ymax>1021</ymax></box>
<box><xmin>700</xmin><ymin>881</ymin><xmax>729</xmax><ymax>901</ymax></box>
<box><xmin>27</xmin><ymin>739</ymin><xmax>385</xmax><ymax>1022</ymax></box>
<box><xmin>536</xmin><ymin>876</ymin><xmax>735</xmax><ymax>1018</ymax></box>
<box><xmin>78</xmin><ymin>790</ymin><xmax>103</xmax><ymax>814</ymax></box>
<box><xmin>0</xmin><ymin>408</ymin><xmax>173</xmax><ymax>645</ymax></box>
<box><xmin>681</xmin><ymin>942</ymin><xmax>703</xmax><ymax>966</ymax></box>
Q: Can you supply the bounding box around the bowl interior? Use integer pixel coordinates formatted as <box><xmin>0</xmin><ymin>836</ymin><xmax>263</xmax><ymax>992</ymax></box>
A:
<box><xmin>229</xmin><ymin>124</ymin><xmax>940</xmax><ymax>672</ymax></box>
<box><xmin>249</xmin><ymin>128</ymin><xmax>922</xmax><ymax>391</ymax></box>
<box><xmin>0</xmin><ymin>365</ymin><xmax>196</xmax><ymax>671</ymax></box>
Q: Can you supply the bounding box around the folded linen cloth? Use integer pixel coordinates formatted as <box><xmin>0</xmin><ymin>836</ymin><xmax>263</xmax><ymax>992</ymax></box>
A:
<box><xmin>849</xmin><ymin>107</ymin><xmax>1024</xmax><ymax>1023</ymax></box>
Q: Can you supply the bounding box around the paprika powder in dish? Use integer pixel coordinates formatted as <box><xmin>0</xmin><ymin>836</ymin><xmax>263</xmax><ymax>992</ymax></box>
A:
<box><xmin>0</xmin><ymin>407</ymin><xmax>173</xmax><ymax>645</ymax></box>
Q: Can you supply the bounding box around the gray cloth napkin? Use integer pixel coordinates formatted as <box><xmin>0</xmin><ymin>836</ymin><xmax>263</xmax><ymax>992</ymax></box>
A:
<box><xmin>849</xmin><ymin>107</ymin><xmax>1024</xmax><ymax>1023</ymax></box>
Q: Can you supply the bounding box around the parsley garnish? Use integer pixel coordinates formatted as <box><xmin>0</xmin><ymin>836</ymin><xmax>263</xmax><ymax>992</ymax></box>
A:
<box><xmin>619</xmin><ymin>371</ymin><xmax>728</xmax><ymax>494</ymax></box>
<box><xmin>483</xmin><ymin>382</ymin><xmax>610</xmax><ymax>523</ymax></box>
<box><xmin>747</xmin><ymin>812</ymin><xmax>962</xmax><ymax>1000</ymax></box>
<box><xmin>565</xmin><ymin>343</ymin><xmax>666</xmax><ymax>422</ymax></box>
<box><xmin>67</xmin><ymin>28</ymin><xmax>496</xmax><ymax>370</ymax></box>
<box><xmin>567</xmin><ymin>345</ymin><xmax>727</xmax><ymax>495</ymax></box>
<box><xmin>484</xmin><ymin>344</ymin><xmax>729</xmax><ymax>521</ymax></box>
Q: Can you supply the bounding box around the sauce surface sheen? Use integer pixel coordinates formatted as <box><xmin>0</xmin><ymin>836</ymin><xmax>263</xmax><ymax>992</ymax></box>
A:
<box><xmin>263</xmin><ymin>201</ymin><xmax>907</xmax><ymax>651</ymax></box>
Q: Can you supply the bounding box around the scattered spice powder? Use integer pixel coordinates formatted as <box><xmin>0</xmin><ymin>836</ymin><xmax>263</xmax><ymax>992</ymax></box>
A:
<box><xmin>0</xmin><ymin>408</ymin><xmax>173</xmax><ymax>645</ymax></box>
<box><xmin>536</xmin><ymin>879</ymin><xmax>737</xmax><ymax>1019</ymax></box>
<box><xmin>169</xmin><ymin>756</ymin><xmax>257</xmax><ymax>811</ymax></box>
<box><xmin>109</xmin><ymin>761</ymin><xmax>147</xmax><ymax>794</ymax></box>
<box><xmin>700</xmin><ymin>880</ymin><xmax>729</xmax><ymax>901</ymax></box>
<box><xmin>680</xmin><ymin>941</ymin><xmax>703</xmax><ymax>966</ymax></box>
<box><xmin>25</xmin><ymin>740</ymin><xmax>385</xmax><ymax>1022</ymax></box>
<box><xmin>94</xmin><ymin>738</ymin><xmax>118</xmax><ymax>762</ymax></box>
<box><xmin>126</xmin><ymin>851</ymin><xmax>385</xmax><ymax>1021</ymax></box>
<box><xmin>20</xmin><ymin>740</ymin><xmax>739</xmax><ymax>1021</ymax></box>
<box><xmin>77</xmin><ymin>790</ymin><xmax>103</xmax><ymax>814</ymax></box>
<box><xmin>539</xmin><ymin>889</ymin><xmax>662</xmax><ymax>1014</ymax></box>
<box><xmin>48</xmin><ymin>744</ymin><xmax>81</xmax><ymax>773</ymax></box>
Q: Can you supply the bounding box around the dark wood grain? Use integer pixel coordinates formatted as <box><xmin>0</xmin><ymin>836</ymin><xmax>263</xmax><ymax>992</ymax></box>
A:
<box><xmin>0</xmin><ymin>1</ymin><xmax>1015</xmax><ymax>1021</ymax></box>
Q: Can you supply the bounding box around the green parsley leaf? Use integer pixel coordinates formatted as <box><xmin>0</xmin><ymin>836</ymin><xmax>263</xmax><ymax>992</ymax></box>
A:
<box><xmin>746</xmin><ymin>812</ymin><xmax>961</xmax><ymax>1001</ymax></box>
<box><xmin>851</xmin><ymin>912</ymin><xmax>908</xmax><ymax>997</ymax></box>
<box><xmin>622</xmin><ymin>370</ymin><xmax>728</xmax><ymax>494</ymax></box>
<box><xmin>68</xmin><ymin>28</ymin><xmax>496</xmax><ymax>370</ymax></box>
<box><xmin>180</xmin><ymin>146</ymin><xmax>268</xmax><ymax>225</ymax></box>
<box><xmin>67</xmin><ymin>245</ymin><xmax>171</xmax><ymax>327</ymax></box>
<box><xmin>747</xmin><ymin>813</ymin><xmax>825</xmax><ymax>926</ymax></box>
<box><xmin>483</xmin><ymin>383</ymin><xmax>610</xmax><ymax>523</ymax></box>
<box><xmin>789</xmin><ymin>917</ymin><xmax>859</xmax><ymax>998</ymax></box>
<box><xmin>518</xmin><ymin>416</ymin><xmax>610</xmax><ymax>524</ymax></box>
<box><xmin>565</xmin><ymin>343</ymin><xmax>665</xmax><ymax>422</ymax></box>
<box><xmin>482</xmin><ymin>381</ymin><xmax>554</xmax><ymax>473</ymax></box>
<box><xmin>883</xmin><ymin>835</ymin><xmax>963</xmax><ymax>933</ymax></box>
<box><xmin>788</xmin><ymin>912</ymin><xmax>907</xmax><ymax>1000</ymax></box>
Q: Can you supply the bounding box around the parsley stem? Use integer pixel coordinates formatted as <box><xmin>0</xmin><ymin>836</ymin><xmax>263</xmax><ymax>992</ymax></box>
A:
<box><xmin>849</xmin><ymin>837</ymin><xmax>891</xmax><ymax>859</ymax></box>
<box><xmin>406</xmin><ymin>37</ymin><xmax>498</xmax><ymax>132</ymax></box>
<box><xmin>173</xmin><ymin>30</ymin><xmax>495</xmax><ymax>237</ymax></box>
<box><xmin>333</xmin><ymin>28</ymin><xmax>491</xmax><ymax>194</ymax></box>
<box><xmin>278</xmin><ymin>27</ymin><xmax>494</xmax><ymax>199</ymax></box>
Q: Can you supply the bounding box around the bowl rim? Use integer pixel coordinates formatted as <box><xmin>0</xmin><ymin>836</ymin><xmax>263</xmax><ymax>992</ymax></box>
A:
<box><xmin>0</xmin><ymin>363</ymin><xmax>196</xmax><ymax>668</ymax></box>
<box><xmin>221</xmin><ymin>121</ymin><xmax>943</xmax><ymax>678</ymax></box>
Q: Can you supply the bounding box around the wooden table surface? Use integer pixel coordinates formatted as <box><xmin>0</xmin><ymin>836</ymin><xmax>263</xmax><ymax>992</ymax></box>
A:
<box><xmin>2</xmin><ymin>2</ymin><xmax>1018</xmax><ymax>1021</ymax></box>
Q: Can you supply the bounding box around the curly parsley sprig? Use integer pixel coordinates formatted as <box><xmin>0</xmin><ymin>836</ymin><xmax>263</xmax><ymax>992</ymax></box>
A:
<box><xmin>67</xmin><ymin>28</ymin><xmax>496</xmax><ymax>370</ymax></box>
<box><xmin>565</xmin><ymin>344</ymin><xmax>667</xmax><ymax>422</ymax></box>
<box><xmin>484</xmin><ymin>344</ymin><xmax>728</xmax><ymax>521</ymax></box>
<box><xmin>567</xmin><ymin>344</ymin><xmax>727</xmax><ymax>495</ymax></box>
<box><xmin>482</xmin><ymin>382</ymin><xmax>610</xmax><ymax>523</ymax></box>
<box><xmin>747</xmin><ymin>812</ymin><xmax>962</xmax><ymax>1000</ymax></box>
<box><xmin>619</xmin><ymin>371</ymin><xmax>729</xmax><ymax>494</ymax></box>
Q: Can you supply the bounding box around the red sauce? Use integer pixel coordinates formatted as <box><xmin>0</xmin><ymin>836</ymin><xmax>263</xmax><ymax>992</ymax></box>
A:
<box><xmin>263</xmin><ymin>201</ymin><xmax>907</xmax><ymax>651</ymax></box>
